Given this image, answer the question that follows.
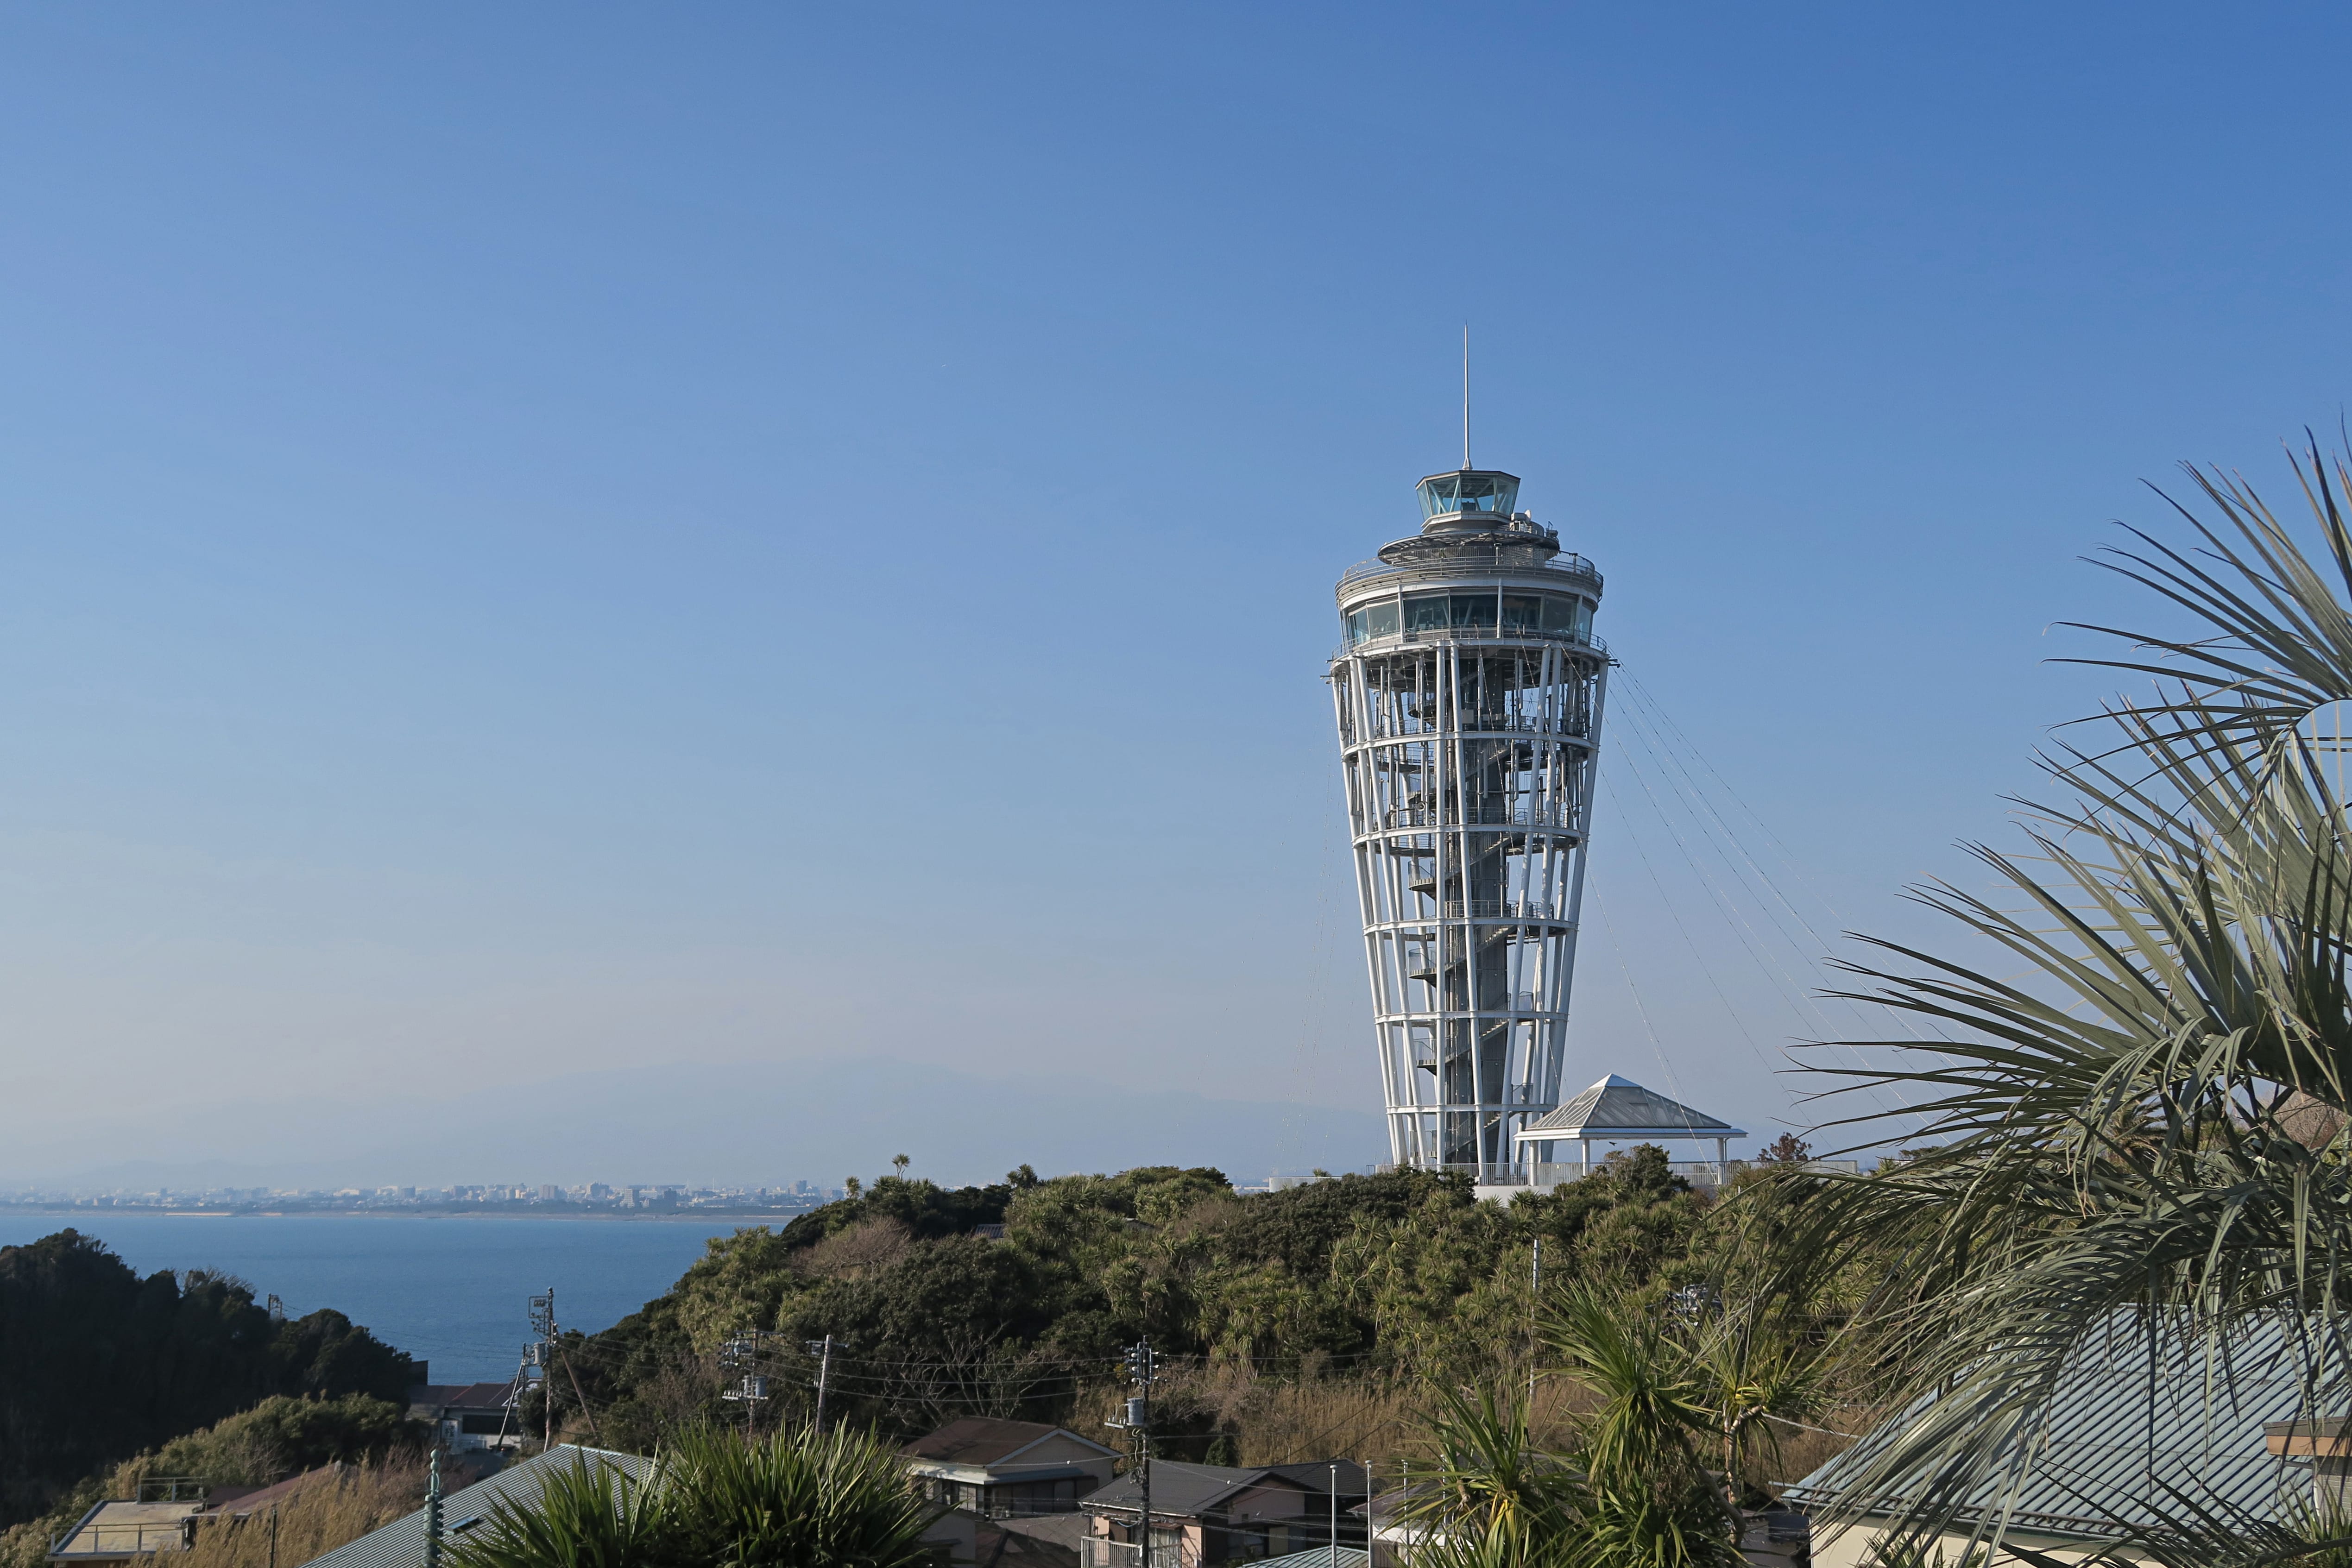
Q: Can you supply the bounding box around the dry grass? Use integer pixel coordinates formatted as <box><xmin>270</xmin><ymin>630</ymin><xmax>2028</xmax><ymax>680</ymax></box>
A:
<box><xmin>795</xmin><ymin>1220</ymin><xmax>915</xmax><ymax>1281</ymax></box>
<box><xmin>1066</xmin><ymin>1365</ymin><xmax>1862</xmax><ymax>1499</ymax></box>
<box><xmin>1755</xmin><ymin>1409</ymin><xmax>1866</xmax><ymax>1499</ymax></box>
<box><xmin>1068</xmin><ymin>1363</ymin><xmax>1601</xmax><ymax>1478</ymax></box>
<box><xmin>174</xmin><ymin>1457</ymin><xmax>428</xmax><ymax>1568</ymax></box>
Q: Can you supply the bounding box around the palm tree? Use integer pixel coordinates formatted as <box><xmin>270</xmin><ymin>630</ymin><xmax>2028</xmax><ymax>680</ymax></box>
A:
<box><xmin>448</xmin><ymin>1457</ymin><xmax>662</xmax><ymax>1568</ymax></box>
<box><xmin>1775</xmin><ymin>439</ymin><xmax>2352</xmax><ymax>1554</ymax></box>
<box><xmin>1543</xmin><ymin>1288</ymin><xmax>1797</xmax><ymax>1568</ymax></box>
<box><xmin>1398</xmin><ymin>1384</ymin><xmax>1585</xmax><ymax>1568</ymax></box>
<box><xmin>1689</xmin><ymin>1310</ymin><xmax>1828</xmax><ymax>1511</ymax></box>
<box><xmin>1396</xmin><ymin>1288</ymin><xmax>1820</xmax><ymax>1567</ymax></box>
<box><xmin>660</xmin><ymin>1424</ymin><xmax>937</xmax><ymax>1568</ymax></box>
<box><xmin>449</xmin><ymin>1424</ymin><xmax>937</xmax><ymax>1568</ymax></box>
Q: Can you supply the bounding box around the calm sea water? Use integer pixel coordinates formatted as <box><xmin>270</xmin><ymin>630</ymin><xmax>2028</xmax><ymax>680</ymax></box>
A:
<box><xmin>0</xmin><ymin>1214</ymin><xmax>757</xmax><ymax>1383</ymax></box>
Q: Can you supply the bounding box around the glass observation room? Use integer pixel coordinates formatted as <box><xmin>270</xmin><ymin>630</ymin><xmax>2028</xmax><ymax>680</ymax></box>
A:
<box><xmin>1345</xmin><ymin>591</ymin><xmax>1593</xmax><ymax>648</ymax></box>
<box><xmin>1417</xmin><ymin>468</ymin><xmax>1522</xmax><ymax>519</ymax></box>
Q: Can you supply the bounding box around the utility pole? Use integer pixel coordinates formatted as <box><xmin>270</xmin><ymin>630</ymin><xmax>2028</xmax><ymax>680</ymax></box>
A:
<box><xmin>722</xmin><ymin>1333</ymin><xmax>770</xmax><ymax>1438</ymax></box>
<box><xmin>558</xmin><ymin>1338</ymin><xmax>603</xmax><ymax>1446</ymax></box>
<box><xmin>1527</xmin><ymin>1236</ymin><xmax>1543</xmax><ymax>1412</ymax></box>
<box><xmin>805</xmin><ymin>1335</ymin><xmax>834</xmax><ymax>1436</ymax></box>
<box><xmin>423</xmin><ymin>1446</ymin><xmax>442</xmax><ymax>1568</ymax></box>
<box><xmin>1328</xmin><ymin>1462</ymin><xmax>1338</xmax><ymax>1568</ymax></box>
<box><xmin>529</xmin><ymin>1288</ymin><xmax>556</xmax><ymax>1451</ymax></box>
<box><xmin>1114</xmin><ymin>1341</ymin><xmax>1155</xmax><ymax>1568</ymax></box>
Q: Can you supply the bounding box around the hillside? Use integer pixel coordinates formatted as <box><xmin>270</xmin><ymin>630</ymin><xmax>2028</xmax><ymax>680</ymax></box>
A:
<box><xmin>0</xmin><ymin>1231</ymin><xmax>419</xmax><ymax>1526</ymax></box>
<box><xmin>561</xmin><ymin>1152</ymin><xmax>1753</xmax><ymax>1461</ymax></box>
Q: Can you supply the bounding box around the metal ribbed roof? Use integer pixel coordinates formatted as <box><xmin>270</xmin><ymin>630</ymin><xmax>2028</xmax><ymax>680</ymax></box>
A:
<box><xmin>1781</xmin><ymin>1316</ymin><xmax>2322</xmax><ymax>1540</ymax></box>
<box><xmin>1515</xmin><ymin>1075</ymin><xmax>1745</xmax><ymax>1141</ymax></box>
<box><xmin>298</xmin><ymin>1447</ymin><xmax>653</xmax><ymax>1568</ymax></box>
<box><xmin>1248</xmin><ymin>1549</ymin><xmax>1367</xmax><ymax>1568</ymax></box>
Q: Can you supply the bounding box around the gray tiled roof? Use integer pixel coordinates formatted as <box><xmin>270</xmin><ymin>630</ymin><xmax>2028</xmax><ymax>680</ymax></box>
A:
<box><xmin>1086</xmin><ymin>1460</ymin><xmax>1362</xmax><ymax>1524</ymax></box>
<box><xmin>1782</xmin><ymin>1316</ymin><xmax>2320</xmax><ymax>1540</ymax></box>
<box><xmin>298</xmin><ymin>1447</ymin><xmax>653</xmax><ymax>1568</ymax></box>
<box><xmin>1517</xmin><ymin>1076</ymin><xmax>1745</xmax><ymax>1140</ymax></box>
<box><xmin>903</xmin><ymin>1419</ymin><xmax>1116</xmax><ymax>1468</ymax></box>
<box><xmin>1085</xmin><ymin>1463</ymin><xmax>1299</xmax><ymax>1520</ymax></box>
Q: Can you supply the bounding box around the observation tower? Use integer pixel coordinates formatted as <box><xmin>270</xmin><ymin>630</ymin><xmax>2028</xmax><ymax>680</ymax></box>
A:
<box><xmin>1328</xmin><ymin>466</ymin><xmax>1607</xmax><ymax>1177</ymax></box>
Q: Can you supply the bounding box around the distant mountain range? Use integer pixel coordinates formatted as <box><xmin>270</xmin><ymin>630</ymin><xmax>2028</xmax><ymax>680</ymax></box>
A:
<box><xmin>13</xmin><ymin>1056</ymin><xmax>1386</xmax><ymax>1192</ymax></box>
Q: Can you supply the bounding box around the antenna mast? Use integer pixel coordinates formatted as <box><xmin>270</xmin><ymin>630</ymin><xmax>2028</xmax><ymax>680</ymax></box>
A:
<box><xmin>1461</xmin><ymin>325</ymin><xmax>1471</xmax><ymax>469</ymax></box>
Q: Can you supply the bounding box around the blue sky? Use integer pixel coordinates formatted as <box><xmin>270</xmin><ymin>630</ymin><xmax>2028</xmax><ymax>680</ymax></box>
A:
<box><xmin>1</xmin><ymin>3</ymin><xmax>2346</xmax><ymax>1182</ymax></box>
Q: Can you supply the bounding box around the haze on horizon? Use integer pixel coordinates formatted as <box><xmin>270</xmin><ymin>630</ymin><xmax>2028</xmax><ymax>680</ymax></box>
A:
<box><xmin>0</xmin><ymin>2</ymin><xmax>2344</xmax><ymax>1184</ymax></box>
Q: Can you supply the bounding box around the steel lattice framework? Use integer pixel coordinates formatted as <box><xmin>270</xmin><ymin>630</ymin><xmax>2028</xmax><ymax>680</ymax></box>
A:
<box><xmin>1328</xmin><ymin>467</ymin><xmax>1606</xmax><ymax>1178</ymax></box>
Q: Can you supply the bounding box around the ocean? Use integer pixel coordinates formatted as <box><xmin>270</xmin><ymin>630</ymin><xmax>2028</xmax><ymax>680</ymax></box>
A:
<box><xmin>0</xmin><ymin>1213</ymin><xmax>760</xmax><ymax>1382</ymax></box>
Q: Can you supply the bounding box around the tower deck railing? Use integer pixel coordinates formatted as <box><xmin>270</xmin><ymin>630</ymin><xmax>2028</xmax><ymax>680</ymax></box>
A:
<box><xmin>1331</xmin><ymin>626</ymin><xmax>1609</xmax><ymax>661</ymax></box>
<box><xmin>1375</xmin><ymin>806</ymin><xmax>1582</xmax><ymax>829</ymax></box>
<box><xmin>1437</xmin><ymin>899</ymin><xmax>1562</xmax><ymax>919</ymax></box>
<box><xmin>1375</xmin><ymin>1160</ymin><xmax>1865</xmax><ymax>1189</ymax></box>
<box><xmin>1339</xmin><ymin>552</ymin><xmax>1602</xmax><ymax>587</ymax></box>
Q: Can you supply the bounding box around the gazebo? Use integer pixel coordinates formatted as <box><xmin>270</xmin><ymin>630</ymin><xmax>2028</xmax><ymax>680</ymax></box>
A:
<box><xmin>1513</xmin><ymin>1073</ymin><xmax>1747</xmax><ymax>1185</ymax></box>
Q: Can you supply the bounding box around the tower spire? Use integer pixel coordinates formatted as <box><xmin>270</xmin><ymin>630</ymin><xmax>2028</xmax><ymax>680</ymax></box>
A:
<box><xmin>1461</xmin><ymin>325</ymin><xmax>1471</xmax><ymax>470</ymax></box>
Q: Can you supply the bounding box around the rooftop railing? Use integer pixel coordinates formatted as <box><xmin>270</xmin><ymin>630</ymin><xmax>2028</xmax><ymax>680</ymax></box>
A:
<box><xmin>1080</xmin><ymin>1539</ymin><xmax>1199</xmax><ymax>1568</ymax></box>
<box><xmin>50</xmin><ymin>1524</ymin><xmax>191</xmax><ymax>1558</ymax></box>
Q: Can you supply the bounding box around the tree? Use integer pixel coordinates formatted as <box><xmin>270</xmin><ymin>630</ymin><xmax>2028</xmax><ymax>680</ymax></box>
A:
<box><xmin>448</xmin><ymin>1455</ymin><xmax>660</xmax><ymax>1568</ymax></box>
<box><xmin>0</xmin><ymin>1232</ymin><xmax>416</xmax><ymax>1527</ymax></box>
<box><xmin>451</xmin><ymin>1425</ymin><xmax>936</xmax><ymax>1568</ymax></box>
<box><xmin>1542</xmin><ymin>1290</ymin><xmax>1740</xmax><ymax>1568</ymax></box>
<box><xmin>1780</xmin><ymin>438</ymin><xmax>2352</xmax><ymax>1554</ymax></box>
<box><xmin>1401</xmin><ymin>1385</ymin><xmax>1585</xmax><ymax>1568</ymax></box>
<box><xmin>659</xmin><ymin>1424</ymin><xmax>936</xmax><ymax>1568</ymax></box>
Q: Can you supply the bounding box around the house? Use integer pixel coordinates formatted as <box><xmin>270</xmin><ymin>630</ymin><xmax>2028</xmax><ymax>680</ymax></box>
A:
<box><xmin>297</xmin><ymin>1446</ymin><xmax>652</xmax><ymax>1568</ymax></box>
<box><xmin>902</xmin><ymin>1419</ymin><xmax>1122</xmax><ymax>1516</ymax></box>
<box><xmin>1245</xmin><ymin>1551</ymin><xmax>1367</xmax><ymax>1568</ymax></box>
<box><xmin>988</xmin><ymin>1513</ymin><xmax>1094</xmax><ymax>1568</ymax></box>
<box><xmin>406</xmin><ymin>1381</ymin><xmax>525</xmax><ymax>1453</ymax></box>
<box><xmin>923</xmin><ymin>1507</ymin><xmax>1095</xmax><ymax>1568</ymax></box>
<box><xmin>1781</xmin><ymin>1316</ymin><xmax>2321</xmax><ymax>1565</ymax></box>
<box><xmin>1080</xmin><ymin>1461</ymin><xmax>1368</xmax><ymax>1568</ymax></box>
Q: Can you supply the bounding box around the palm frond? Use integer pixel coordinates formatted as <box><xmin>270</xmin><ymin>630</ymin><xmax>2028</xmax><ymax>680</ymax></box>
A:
<box><xmin>1785</xmin><ymin>435</ymin><xmax>2352</xmax><ymax>1546</ymax></box>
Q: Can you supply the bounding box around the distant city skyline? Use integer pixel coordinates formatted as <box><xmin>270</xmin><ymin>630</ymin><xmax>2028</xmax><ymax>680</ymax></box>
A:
<box><xmin>0</xmin><ymin>1178</ymin><xmax>843</xmax><ymax>1212</ymax></box>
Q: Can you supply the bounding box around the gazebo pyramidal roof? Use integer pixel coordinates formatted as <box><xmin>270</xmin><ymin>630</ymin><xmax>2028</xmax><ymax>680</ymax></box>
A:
<box><xmin>1514</xmin><ymin>1074</ymin><xmax>1747</xmax><ymax>1146</ymax></box>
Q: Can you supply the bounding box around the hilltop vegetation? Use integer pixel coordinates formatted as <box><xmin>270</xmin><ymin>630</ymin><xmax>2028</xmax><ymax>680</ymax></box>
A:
<box><xmin>562</xmin><ymin>1150</ymin><xmax>1849</xmax><ymax>1462</ymax></box>
<box><xmin>0</xmin><ymin>1231</ymin><xmax>420</xmax><ymax>1528</ymax></box>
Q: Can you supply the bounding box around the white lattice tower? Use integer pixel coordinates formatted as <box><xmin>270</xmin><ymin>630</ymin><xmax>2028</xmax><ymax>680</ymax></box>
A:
<box><xmin>1328</xmin><ymin>466</ymin><xmax>1607</xmax><ymax>1176</ymax></box>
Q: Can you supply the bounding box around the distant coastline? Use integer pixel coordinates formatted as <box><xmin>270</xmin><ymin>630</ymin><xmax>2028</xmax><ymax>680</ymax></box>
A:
<box><xmin>0</xmin><ymin>1204</ymin><xmax>813</xmax><ymax>1223</ymax></box>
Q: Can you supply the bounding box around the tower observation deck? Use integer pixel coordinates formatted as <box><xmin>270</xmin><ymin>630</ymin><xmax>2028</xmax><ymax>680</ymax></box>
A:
<box><xmin>1328</xmin><ymin>466</ymin><xmax>1606</xmax><ymax>1178</ymax></box>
